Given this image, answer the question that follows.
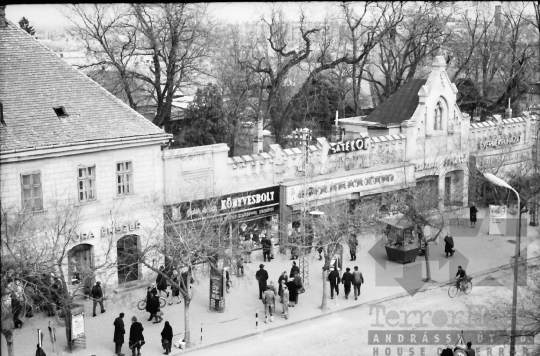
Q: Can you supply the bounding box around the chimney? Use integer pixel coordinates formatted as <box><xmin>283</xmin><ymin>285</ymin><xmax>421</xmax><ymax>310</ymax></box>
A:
<box><xmin>495</xmin><ymin>5</ymin><xmax>501</xmax><ymax>27</ymax></box>
<box><xmin>505</xmin><ymin>98</ymin><xmax>512</xmax><ymax>120</ymax></box>
<box><xmin>0</xmin><ymin>6</ymin><xmax>7</xmax><ymax>28</ymax></box>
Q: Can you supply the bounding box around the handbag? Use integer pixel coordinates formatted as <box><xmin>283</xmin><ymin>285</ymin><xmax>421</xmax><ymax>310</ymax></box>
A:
<box><xmin>298</xmin><ymin>286</ymin><xmax>305</xmax><ymax>294</ymax></box>
<box><xmin>162</xmin><ymin>339</ymin><xmax>170</xmax><ymax>349</ymax></box>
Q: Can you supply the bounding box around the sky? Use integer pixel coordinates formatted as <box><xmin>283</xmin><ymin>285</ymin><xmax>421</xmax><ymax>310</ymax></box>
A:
<box><xmin>5</xmin><ymin>3</ymin><xmax>337</xmax><ymax>33</ymax></box>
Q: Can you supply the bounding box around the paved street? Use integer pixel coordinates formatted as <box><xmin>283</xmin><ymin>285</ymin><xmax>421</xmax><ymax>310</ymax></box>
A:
<box><xmin>2</xmin><ymin>207</ymin><xmax>539</xmax><ymax>356</ymax></box>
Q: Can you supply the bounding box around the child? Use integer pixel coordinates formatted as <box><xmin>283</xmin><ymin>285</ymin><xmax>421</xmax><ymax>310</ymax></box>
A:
<box><xmin>236</xmin><ymin>256</ymin><xmax>244</xmax><ymax>276</ymax></box>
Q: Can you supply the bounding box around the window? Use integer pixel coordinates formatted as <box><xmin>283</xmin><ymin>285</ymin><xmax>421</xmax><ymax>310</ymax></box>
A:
<box><xmin>78</xmin><ymin>166</ymin><xmax>96</xmax><ymax>202</ymax></box>
<box><xmin>434</xmin><ymin>102</ymin><xmax>443</xmax><ymax>130</ymax></box>
<box><xmin>21</xmin><ymin>172</ymin><xmax>43</xmax><ymax>210</ymax></box>
<box><xmin>116</xmin><ymin>161</ymin><xmax>133</xmax><ymax>196</ymax></box>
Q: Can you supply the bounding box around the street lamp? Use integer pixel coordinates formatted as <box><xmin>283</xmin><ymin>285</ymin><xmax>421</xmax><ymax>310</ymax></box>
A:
<box><xmin>482</xmin><ymin>172</ymin><xmax>521</xmax><ymax>356</ymax></box>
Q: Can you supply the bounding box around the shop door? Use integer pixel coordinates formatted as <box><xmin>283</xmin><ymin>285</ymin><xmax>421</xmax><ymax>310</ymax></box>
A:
<box><xmin>68</xmin><ymin>244</ymin><xmax>94</xmax><ymax>291</ymax></box>
<box><xmin>444</xmin><ymin>177</ymin><xmax>451</xmax><ymax>205</ymax></box>
<box><xmin>117</xmin><ymin>235</ymin><xmax>139</xmax><ymax>284</ymax></box>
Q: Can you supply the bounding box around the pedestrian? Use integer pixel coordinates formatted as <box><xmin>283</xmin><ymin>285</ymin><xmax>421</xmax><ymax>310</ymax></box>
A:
<box><xmin>156</xmin><ymin>266</ymin><xmax>169</xmax><ymax>299</ymax></box>
<box><xmin>160</xmin><ymin>321</ymin><xmax>173</xmax><ymax>355</ymax></box>
<box><xmin>328</xmin><ymin>265</ymin><xmax>341</xmax><ymax>299</ymax></box>
<box><xmin>352</xmin><ymin>266</ymin><xmax>364</xmax><ymax>300</ymax></box>
<box><xmin>154</xmin><ymin>307</ymin><xmax>163</xmax><ymax>324</ymax></box>
<box><xmin>281</xmin><ymin>284</ymin><xmax>289</xmax><ymax>319</ymax></box>
<box><xmin>290</xmin><ymin>229</ymin><xmax>299</xmax><ymax>260</ymax></box>
<box><xmin>129</xmin><ymin>316</ymin><xmax>144</xmax><ymax>356</ymax></box>
<box><xmin>262</xmin><ymin>235</ymin><xmax>272</xmax><ymax>262</ymax></box>
<box><xmin>316</xmin><ymin>241</ymin><xmax>323</xmax><ymax>260</ymax></box>
<box><xmin>113</xmin><ymin>313</ymin><xmax>125</xmax><ymax>356</ymax></box>
<box><xmin>268</xmin><ymin>280</ymin><xmax>278</xmax><ymax>296</ymax></box>
<box><xmin>35</xmin><ymin>344</ymin><xmax>46</xmax><ymax>356</ymax></box>
<box><xmin>470</xmin><ymin>204</ymin><xmax>478</xmax><ymax>228</ymax></box>
<box><xmin>289</xmin><ymin>261</ymin><xmax>300</xmax><ymax>278</ymax></box>
<box><xmin>286</xmin><ymin>279</ymin><xmax>297</xmax><ymax>308</ymax></box>
<box><xmin>168</xmin><ymin>271</ymin><xmax>182</xmax><ymax>305</ymax></box>
<box><xmin>342</xmin><ymin>267</ymin><xmax>353</xmax><ymax>299</ymax></box>
<box><xmin>348</xmin><ymin>234</ymin><xmax>358</xmax><ymax>261</ymax></box>
<box><xmin>91</xmin><ymin>281</ymin><xmax>106</xmax><ymax>317</ymax></box>
<box><xmin>444</xmin><ymin>234</ymin><xmax>455</xmax><ymax>258</ymax></box>
<box><xmin>293</xmin><ymin>271</ymin><xmax>302</xmax><ymax>305</ymax></box>
<box><xmin>147</xmin><ymin>293</ymin><xmax>159</xmax><ymax>322</ymax></box>
<box><xmin>466</xmin><ymin>341</ymin><xmax>476</xmax><ymax>356</ymax></box>
<box><xmin>236</xmin><ymin>256</ymin><xmax>244</xmax><ymax>276</ymax></box>
<box><xmin>149</xmin><ymin>283</ymin><xmax>158</xmax><ymax>296</ymax></box>
<box><xmin>242</xmin><ymin>237</ymin><xmax>252</xmax><ymax>263</ymax></box>
<box><xmin>277</xmin><ymin>271</ymin><xmax>288</xmax><ymax>297</ymax></box>
<box><xmin>262</xmin><ymin>285</ymin><xmax>275</xmax><ymax>323</ymax></box>
<box><xmin>255</xmin><ymin>264</ymin><xmax>269</xmax><ymax>300</ymax></box>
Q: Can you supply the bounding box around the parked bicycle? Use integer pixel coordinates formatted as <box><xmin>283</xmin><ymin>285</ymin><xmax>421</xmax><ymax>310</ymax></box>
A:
<box><xmin>448</xmin><ymin>277</ymin><xmax>473</xmax><ymax>298</ymax></box>
<box><xmin>137</xmin><ymin>295</ymin><xmax>166</xmax><ymax>310</ymax></box>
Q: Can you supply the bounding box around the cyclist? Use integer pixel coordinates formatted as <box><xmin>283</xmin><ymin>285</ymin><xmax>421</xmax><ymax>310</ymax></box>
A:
<box><xmin>455</xmin><ymin>266</ymin><xmax>467</xmax><ymax>290</ymax></box>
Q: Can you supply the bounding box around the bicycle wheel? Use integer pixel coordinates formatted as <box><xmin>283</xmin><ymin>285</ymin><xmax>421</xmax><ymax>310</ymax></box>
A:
<box><xmin>160</xmin><ymin>298</ymin><xmax>166</xmax><ymax>308</ymax></box>
<box><xmin>463</xmin><ymin>281</ymin><xmax>473</xmax><ymax>294</ymax></box>
<box><xmin>448</xmin><ymin>285</ymin><xmax>458</xmax><ymax>298</ymax></box>
<box><xmin>137</xmin><ymin>300</ymin><xmax>146</xmax><ymax>310</ymax></box>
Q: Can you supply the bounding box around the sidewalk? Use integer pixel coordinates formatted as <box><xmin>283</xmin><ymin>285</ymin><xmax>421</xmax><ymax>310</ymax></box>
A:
<box><xmin>2</xmin><ymin>210</ymin><xmax>538</xmax><ymax>356</ymax></box>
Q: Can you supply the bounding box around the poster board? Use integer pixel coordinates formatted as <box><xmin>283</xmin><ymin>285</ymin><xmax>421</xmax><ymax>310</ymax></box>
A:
<box><xmin>71</xmin><ymin>310</ymin><xmax>85</xmax><ymax>340</ymax></box>
<box><xmin>209</xmin><ymin>268</ymin><xmax>225</xmax><ymax>312</ymax></box>
<box><xmin>489</xmin><ymin>205</ymin><xmax>507</xmax><ymax>235</ymax></box>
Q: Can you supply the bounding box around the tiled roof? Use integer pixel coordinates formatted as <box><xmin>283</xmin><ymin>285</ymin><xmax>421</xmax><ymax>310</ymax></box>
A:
<box><xmin>0</xmin><ymin>21</ymin><xmax>169</xmax><ymax>152</ymax></box>
<box><xmin>364</xmin><ymin>79</ymin><xmax>427</xmax><ymax>126</ymax></box>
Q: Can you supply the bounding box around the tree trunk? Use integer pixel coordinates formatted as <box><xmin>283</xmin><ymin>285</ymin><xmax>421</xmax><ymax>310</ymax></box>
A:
<box><xmin>321</xmin><ymin>269</ymin><xmax>328</xmax><ymax>311</ymax></box>
<box><xmin>1</xmin><ymin>327</ymin><xmax>15</xmax><ymax>356</ymax></box>
<box><xmin>424</xmin><ymin>242</ymin><xmax>431</xmax><ymax>282</ymax></box>
<box><xmin>183</xmin><ymin>296</ymin><xmax>191</xmax><ymax>345</ymax></box>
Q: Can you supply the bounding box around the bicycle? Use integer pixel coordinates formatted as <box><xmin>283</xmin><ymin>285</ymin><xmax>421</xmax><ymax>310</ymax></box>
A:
<box><xmin>448</xmin><ymin>277</ymin><xmax>473</xmax><ymax>298</ymax></box>
<box><xmin>137</xmin><ymin>296</ymin><xmax>166</xmax><ymax>310</ymax></box>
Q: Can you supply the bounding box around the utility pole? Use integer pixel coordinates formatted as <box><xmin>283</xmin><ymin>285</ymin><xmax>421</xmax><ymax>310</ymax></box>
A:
<box><xmin>293</xmin><ymin>127</ymin><xmax>313</xmax><ymax>288</ymax></box>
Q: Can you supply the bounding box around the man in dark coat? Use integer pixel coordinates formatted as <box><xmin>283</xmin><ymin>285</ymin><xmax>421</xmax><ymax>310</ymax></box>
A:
<box><xmin>348</xmin><ymin>234</ymin><xmax>358</xmax><ymax>261</ymax></box>
<box><xmin>444</xmin><ymin>234</ymin><xmax>455</xmax><ymax>258</ymax></box>
<box><xmin>156</xmin><ymin>266</ymin><xmax>169</xmax><ymax>298</ymax></box>
<box><xmin>113</xmin><ymin>312</ymin><xmax>125</xmax><ymax>356</ymax></box>
<box><xmin>91</xmin><ymin>281</ymin><xmax>105</xmax><ymax>317</ymax></box>
<box><xmin>129</xmin><ymin>316</ymin><xmax>144</xmax><ymax>356</ymax></box>
<box><xmin>341</xmin><ymin>267</ymin><xmax>354</xmax><ymax>299</ymax></box>
<box><xmin>470</xmin><ymin>204</ymin><xmax>478</xmax><ymax>228</ymax></box>
<box><xmin>289</xmin><ymin>261</ymin><xmax>300</xmax><ymax>278</ymax></box>
<box><xmin>255</xmin><ymin>264</ymin><xmax>269</xmax><ymax>300</ymax></box>
<box><xmin>147</xmin><ymin>294</ymin><xmax>160</xmax><ymax>321</ymax></box>
<box><xmin>262</xmin><ymin>236</ymin><xmax>272</xmax><ymax>262</ymax></box>
<box><xmin>328</xmin><ymin>265</ymin><xmax>341</xmax><ymax>299</ymax></box>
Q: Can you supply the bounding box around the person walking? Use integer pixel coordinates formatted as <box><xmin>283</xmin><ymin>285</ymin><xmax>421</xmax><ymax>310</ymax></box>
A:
<box><xmin>129</xmin><ymin>316</ymin><xmax>144</xmax><ymax>356</ymax></box>
<box><xmin>242</xmin><ymin>237</ymin><xmax>252</xmax><ymax>263</ymax></box>
<box><xmin>113</xmin><ymin>313</ymin><xmax>125</xmax><ymax>356</ymax></box>
<box><xmin>470</xmin><ymin>204</ymin><xmax>478</xmax><ymax>228</ymax></box>
<box><xmin>277</xmin><ymin>271</ymin><xmax>288</xmax><ymax>298</ymax></box>
<box><xmin>289</xmin><ymin>261</ymin><xmax>300</xmax><ymax>278</ymax></box>
<box><xmin>281</xmin><ymin>283</ymin><xmax>290</xmax><ymax>319</ymax></box>
<box><xmin>255</xmin><ymin>264</ymin><xmax>269</xmax><ymax>300</ymax></box>
<box><xmin>466</xmin><ymin>341</ymin><xmax>476</xmax><ymax>356</ymax></box>
<box><xmin>91</xmin><ymin>281</ymin><xmax>106</xmax><ymax>317</ymax></box>
<box><xmin>262</xmin><ymin>235</ymin><xmax>272</xmax><ymax>262</ymax></box>
<box><xmin>352</xmin><ymin>266</ymin><xmax>364</xmax><ymax>300</ymax></box>
<box><xmin>156</xmin><ymin>266</ymin><xmax>169</xmax><ymax>299</ymax></box>
<box><xmin>328</xmin><ymin>265</ymin><xmax>341</xmax><ymax>299</ymax></box>
<box><xmin>147</xmin><ymin>293</ymin><xmax>159</xmax><ymax>322</ymax></box>
<box><xmin>168</xmin><ymin>271</ymin><xmax>182</xmax><ymax>305</ymax></box>
<box><xmin>444</xmin><ymin>234</ymin><xmax>455</xmax><ymax>258</ymax></box>
<box><xmin>153</xmin><ymin>307</ymin><xmax>163</xmax><ymax>324</ymax></box>
<box><xmin>160</xmin><ymin>321</ymin><xmax>173</xmax><ymax>355</ymax></box>
<box><xmin>236</xmin><ymin>256</ymin><xmax>244</xmax><ymax>276</ymax></box>
<box><xmin>262</xmin><ymin>285</ymin><xmax>276</xmax><ymax>323</ymax></box>
<box><xmin>342</xmin><ymin>267</ymin><xmax>353</xmax><ymax>299</ymax></box>
<box><xmin>348</xmin><ymin>234</ymin><xmax>358</xmax><ymax>261</ymax></box>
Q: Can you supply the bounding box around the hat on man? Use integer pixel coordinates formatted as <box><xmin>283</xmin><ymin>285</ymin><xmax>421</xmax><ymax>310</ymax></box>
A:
<box><xmin>96</xmin><ymin>281</ymin><xmax>101</xmax><ymax>285</ymax></box>
<box><xmin>259</xmin><ymin>264</ymin><xmax>265</xmax><ymax>268</ymax></box>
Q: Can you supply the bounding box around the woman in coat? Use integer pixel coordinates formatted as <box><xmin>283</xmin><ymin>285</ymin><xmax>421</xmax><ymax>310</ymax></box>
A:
<box><xmin>147</xmin><ymin>294</ymin><xmax>159</xmax><ymax>322</ymax></box>
<box><xmin>444</xmin><ymin>234</ymin><xmax>454</xmax><ymax>258</ymax></box>
<box><xmin>293</xmin><ymin>271</ymin><xmax>302</xmax><ymax>305</ymax></box>
<box><xmin>168</xmin><ymin>271</ymin><xmax>182</xmax><ymax>305</ymax></box>
<box><xmin>129</xmin><ymin>316</ymin><xmax>144</xmax><ymax>356</ymax></box>
<box><xmin>470</xmin><ymin>204</ymin><xmax>478</xmax><ymax>228</ymax></box>
<box><xmin>277</xmin><ymin>271</ymin><xmax>288</xmax><ymax>298</ymax></box>
<box><xmin>160</xmin><ymin>321</ymin><xmax>173</xmax><ymax>355</ymax></box>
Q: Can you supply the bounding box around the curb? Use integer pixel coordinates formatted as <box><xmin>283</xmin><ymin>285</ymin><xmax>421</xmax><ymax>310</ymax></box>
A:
<box><xmin>172</xmin><ymin>255</ymin><xmax>540</xmax><ymax>355</ymax></box>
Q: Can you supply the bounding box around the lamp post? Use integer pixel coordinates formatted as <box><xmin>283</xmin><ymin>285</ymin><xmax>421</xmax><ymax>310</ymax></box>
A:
<box><xmin>483</xmin><ymin>172</ymin><xmax>521</xmax><ymax>356</ymax></box>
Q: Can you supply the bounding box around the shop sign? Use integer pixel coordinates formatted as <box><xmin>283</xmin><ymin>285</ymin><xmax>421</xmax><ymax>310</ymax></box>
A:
<box><xmin>287</xmin><ymin>171</ymin><xmax>397</xmax><ymax>205</ymax></box>
<box><xmin>100</xmin><ymin>221</ymin><xmax>141</xmax><ymax>237</ymax></box>
<box><xmin>73</xmin><ymin>231</ymin><xmax>96</xmax><ymax>241</ymax></box>
<box><xmin>479</xmin><ymin>133</ymin><xmax>520</xmax><ymax>149</ymax></box>
<box><xmin>328</xmin><ymin>138</ymin><xmax>368</xmax><ymax>155</ymax></box>
<box><xmin>414</xmin><ymin>161</ymin><xmax>438</xmax><ymax>172</ymax></box>
<box><xmin>477</xmin><ymin>150</ymin><xmax>531</xmax><ymax>168</ymax></box>
<box><xmin>443</xmin><ymin>153</ymin><xmax>468</xmax><ymax>167</ymax></box>
<box><xmin>169</xmin><ymin>186</ymin><xmax>280</xmax><ymax>222</ymax></box>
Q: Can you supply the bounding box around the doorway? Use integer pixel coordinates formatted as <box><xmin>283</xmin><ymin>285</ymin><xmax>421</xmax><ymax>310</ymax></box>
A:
<box><xmin>117</xmin><ymin>235</ymin><xmax>140</xmax><ymax>284</ymax></box>
<box><xmin>68</xmin><ymin>244</ymin><xmax>94</xmax><ymax>293</ymax></box>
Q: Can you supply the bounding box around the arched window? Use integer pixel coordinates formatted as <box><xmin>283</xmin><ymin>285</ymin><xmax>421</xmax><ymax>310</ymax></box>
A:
<box><xmin>434</xmin><ymin>102</ymin><xmax>443</xmax><ymax>130</ymax></box>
